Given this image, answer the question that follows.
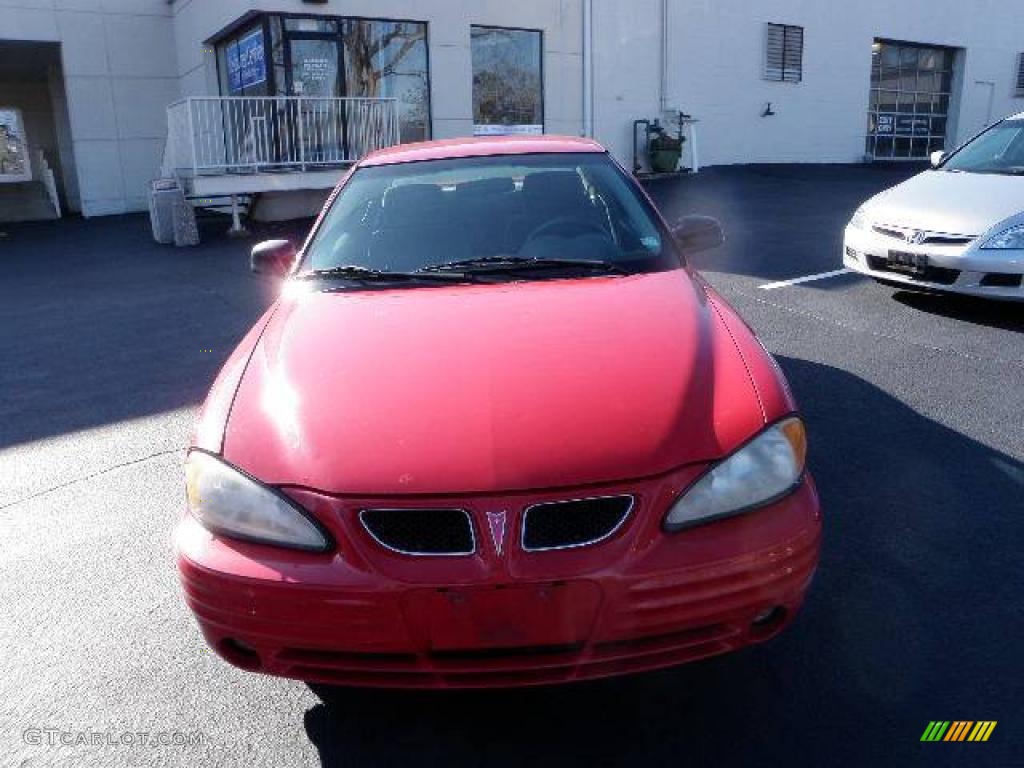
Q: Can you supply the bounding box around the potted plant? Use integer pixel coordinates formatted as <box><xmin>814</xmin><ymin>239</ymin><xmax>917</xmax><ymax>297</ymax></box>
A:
<box><xmin>649</xmin><ymin>131</ymin><xmax>684</xmax><ymax>173</ymax></box>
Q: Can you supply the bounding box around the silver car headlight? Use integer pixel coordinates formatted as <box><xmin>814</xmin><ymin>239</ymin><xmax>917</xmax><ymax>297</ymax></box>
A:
<box><xmin>848</xmin><ymin>205</ymin><xmax>869</xmax><ymax>230</ymax></box>
<box><xmin>184</xmin><ymin>450</ymin><xmax>332</xmax><ymax>551</ymax></box>
<box><xmin>664</xmin><ymin>418</ymin><xmax>807</xmax><ymax>531</ymax></box>
<box><xmin>980</xmin><ymin>223</ymin><xmax>1024</xmax><ymax>250</ymax></box>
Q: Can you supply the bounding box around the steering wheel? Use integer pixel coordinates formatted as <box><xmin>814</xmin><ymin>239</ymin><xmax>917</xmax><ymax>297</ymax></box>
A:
<box><xmin>522</xmin><ymin>216</ymin><xmax>609</xmax><ymax>247</ymax></box>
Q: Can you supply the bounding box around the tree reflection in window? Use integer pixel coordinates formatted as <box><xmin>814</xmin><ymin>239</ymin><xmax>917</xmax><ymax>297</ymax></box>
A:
<box><xmin>471</xmin><ymin>27</ymin><xmax>543</xmax><ymax>135</ymax></box>
<box><xmin>343</xmin><ymin>21</ymin><xmax>430</xmax><ymax>142</ymax></box>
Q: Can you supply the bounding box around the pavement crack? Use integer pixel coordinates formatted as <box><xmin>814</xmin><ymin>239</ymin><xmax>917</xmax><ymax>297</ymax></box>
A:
<box><xmin>0</xmin><ymin>448</ymin><xmax>182</xmax><ymax>511</ymax></box>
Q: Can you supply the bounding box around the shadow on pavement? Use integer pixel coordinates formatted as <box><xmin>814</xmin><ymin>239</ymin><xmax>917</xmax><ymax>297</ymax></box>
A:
<box><xmin>645</xmin><ymin>164</ymin><xmax>921</xmax><ymax>282</ymax></box>
<box><xmin>892</xmin><ymin>290</ymin><xmax>1024</xmax><ymax>333</ymax></box>
<box><xmin>0</xmin><ymin>214</ymin><xmax>311</xmax><ymax>449</ymax></box>
<box><xmin>301</xmin><ymin>356</ymin><xmax>1022</xmax><ymax>768</ymax></box>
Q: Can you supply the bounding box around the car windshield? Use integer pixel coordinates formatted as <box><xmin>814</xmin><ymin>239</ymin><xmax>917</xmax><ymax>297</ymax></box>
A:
<box><xmin>301</xmin><ymin>152</ymin><xmax>679</xmax><ymax>278</ymax></box>
<box><xmin>942</xmin><ymin>119</ymin><xmax>1024</xmax><ymax>174</ymax></box>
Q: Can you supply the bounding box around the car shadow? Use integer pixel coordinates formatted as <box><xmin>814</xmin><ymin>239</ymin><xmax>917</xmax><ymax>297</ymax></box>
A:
<box><xmin>301</xmin><ymin>357</ymin><xmax>1023</xmax><ymax>767</ymax></box>
<box><xmin>892</xmin><ymin>290</ymin><xmax>1024</xmax><ymax>333</ymax></box>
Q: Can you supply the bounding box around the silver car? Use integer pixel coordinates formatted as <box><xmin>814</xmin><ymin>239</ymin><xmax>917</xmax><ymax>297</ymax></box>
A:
<box><xmin>844</xmin><ymin>113</ymin><xmax>1024</xmax><ymax>300</ymax></box>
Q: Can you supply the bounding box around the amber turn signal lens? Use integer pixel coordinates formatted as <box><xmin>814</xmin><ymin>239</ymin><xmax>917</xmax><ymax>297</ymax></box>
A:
<box><xmin>780</xmin><ymin>417</ymin><xmax>807</xmax><ymax>473</ymax></box>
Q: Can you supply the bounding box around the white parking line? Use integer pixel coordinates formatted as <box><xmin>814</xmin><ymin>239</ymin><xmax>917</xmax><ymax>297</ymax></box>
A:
<box><xmin>759</xmin><ymin>268</ymin><xmax>851</xmax><ymax>291</ymax></box>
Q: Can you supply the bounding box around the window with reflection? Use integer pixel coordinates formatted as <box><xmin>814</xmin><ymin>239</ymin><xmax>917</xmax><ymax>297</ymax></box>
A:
<box><xmin>343</xmin><ymin>20</ymin><xmax>430</xmax><ymax>142</ymax></box>
<box><xmin>866</xmin><ymin>40</ymin><xmax>955</xmax><ymax>160</ymax></box>
<box><xmin>222</xmin><ymin>14</ymin><xmax>431</xmax><ymax>143</ymax></box>
<box><xmin>471</xmin><ymin>26</ymin><xmax>543</xmax><ymax>136</ymax></box>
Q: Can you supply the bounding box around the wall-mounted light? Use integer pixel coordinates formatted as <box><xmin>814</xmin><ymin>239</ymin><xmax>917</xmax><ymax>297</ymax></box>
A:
<box><xmin>762</xmin><ymin>102</ymin><xmax>776</xmax><ymax>117</ymax></box>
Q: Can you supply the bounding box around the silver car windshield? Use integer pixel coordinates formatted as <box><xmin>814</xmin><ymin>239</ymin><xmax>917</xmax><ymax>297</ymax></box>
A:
<box><xmin>943</xmin><ymin>120</ymin><xmax>1024</xmax><ymax>175</ymax></box>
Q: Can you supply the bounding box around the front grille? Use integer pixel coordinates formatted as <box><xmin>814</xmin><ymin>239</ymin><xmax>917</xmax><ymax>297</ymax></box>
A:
<box><xmin>871</xmin><ymin>224</ymin><xmax>974</xmax><ymax>246</ymax></box>
<box><xmin>872</xmin><ymin>224</ymin><xmax>907</xmax><ymax>240</ymax></box>
<box><xmin>360</xmin><ymin>508</ymin><xmax>475</xmax><ymax>556</ymax></box>
<box><xmin>522</xmin><ymin>495</ymin><xmax>633</xmax><ymax>552</ymax></box>
<box><xmin>867</xmin><ymin>255</ymin><xmax>960</xmax><ymax>286</ymax></box>
<box><xmin>922</xmin><ymin>234</ymin><xmax>974</xmax><ymax>246</ymax></box>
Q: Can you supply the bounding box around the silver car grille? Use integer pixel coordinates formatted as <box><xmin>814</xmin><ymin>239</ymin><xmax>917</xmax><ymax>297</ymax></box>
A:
<box><xmin>871</xmin><ymin>224</ymin><xmax>975</xmax><ymax>246</ymax></box>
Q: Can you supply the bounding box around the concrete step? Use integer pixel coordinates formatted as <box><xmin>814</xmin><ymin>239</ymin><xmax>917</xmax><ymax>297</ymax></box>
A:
<box><xmin>0</xmin><ymin>181</ymin><xmax>58</xmax><ymax>223</ymax></box>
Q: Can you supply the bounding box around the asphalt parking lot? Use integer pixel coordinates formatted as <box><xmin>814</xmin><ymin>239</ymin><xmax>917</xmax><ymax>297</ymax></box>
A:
<box><xmin>2</xmin><ymin>165</ymin><xmax>1021</xmax><ymax>767</ymax></box>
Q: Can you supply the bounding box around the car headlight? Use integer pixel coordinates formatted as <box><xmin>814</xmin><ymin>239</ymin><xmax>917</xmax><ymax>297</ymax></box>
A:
<box><xmin>980</xmin><ymin>223</ymin><xmax>1024</xmax><ymax>250</ymax></box>
<box><xmin>184</xmin><ymin>450</ymin><xmax>332</xmax><ymax>551</ymax></box>
<box><xmin>848</xmin><ymin>206</ymin><xmax>869</xmax><ymax>230</ymax></box>
<box><xmin>664</xmin><ymin>418</ymin><xmax>807</xmax><ymax>531</ymax></box>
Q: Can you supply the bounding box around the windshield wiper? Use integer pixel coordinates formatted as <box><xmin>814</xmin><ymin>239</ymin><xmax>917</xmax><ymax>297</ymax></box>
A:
<box><xmin>419</xmin><ymin>255</ymin><xmax>631</xmax><ymax>275</ymax></box>
<box><xmin>297</xmin><ymin>265</ymin><xmax>470</xmax><ymax>282</ymax></box>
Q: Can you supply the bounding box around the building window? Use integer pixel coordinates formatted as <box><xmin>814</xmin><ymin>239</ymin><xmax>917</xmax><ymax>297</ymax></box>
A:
<box><xmin>1016</xmin><ymin>53</ymin><xmax>1024</xmax><ymax>96</ymax></box>
<box><xmin>866</xmin><ymin>40</ymin><xmax>955</xmax><ymax>160</ymax></box>
<box><xmin>217</xmin><ymin>24</ymin><xmax>269</xmax><ymax>96</ymax></box>
<box><xmin>342</xmin><ymin>20</ymin><xmax>430</xmax><ymax>142</ymax></box>
<box><xmin>223</xmin><ymin>14</ymin><xmax>431</xmax><ymax>143</ymax></box>
<box><xmin>764</xmin><ymin>23</ymin><xmax>803</xmax><ymax>83</ymax></box>
<box><xmin>471</xmin><ymin>26</ymin><xmax>543</xmax><ymax>135</ymax></box>
<box><xmin>0</xmin><ymin>108</ymin><xmax>31</xmax><ymax>182</ymax></box>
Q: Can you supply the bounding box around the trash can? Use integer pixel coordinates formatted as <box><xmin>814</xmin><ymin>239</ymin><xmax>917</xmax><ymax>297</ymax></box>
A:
<box><xmin>148</xmin><ymin>179</ymin><xmax>180</xmax><ymax>244</ymax></box>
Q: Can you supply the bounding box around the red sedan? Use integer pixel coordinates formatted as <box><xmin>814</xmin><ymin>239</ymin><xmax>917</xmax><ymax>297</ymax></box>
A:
<box><xmin>176</xmin><ymin>136</ymin><xmax>821</xmax><ymax>688</ymax></box>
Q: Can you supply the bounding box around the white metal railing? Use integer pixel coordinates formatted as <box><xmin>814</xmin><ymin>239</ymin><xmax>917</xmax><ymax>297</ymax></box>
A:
<box><xmin>165</xmin><ymin>96</ymin><xmax>399</xmax><ymax>177</ymax></box>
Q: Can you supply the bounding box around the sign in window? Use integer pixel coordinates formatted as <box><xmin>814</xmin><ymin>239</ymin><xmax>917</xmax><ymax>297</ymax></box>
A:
<box><xmin>226</xmin><ymin>27</ymin><xmax>267</xmax><ymax>94</ymax></box>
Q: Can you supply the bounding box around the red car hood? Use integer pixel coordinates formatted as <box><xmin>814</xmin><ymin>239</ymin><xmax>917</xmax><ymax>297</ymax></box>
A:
<box><xmin>222</xmin><ymin>270</ymin><xmax>765</xmax><ymax>495</ymax></box>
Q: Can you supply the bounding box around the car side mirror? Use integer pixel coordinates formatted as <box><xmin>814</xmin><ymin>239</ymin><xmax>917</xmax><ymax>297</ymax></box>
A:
<box><xmin>251</xmin><ymin>239</ymin><xmax>297</xmax><ymax>276</ymax></box>
<box><xmin>930</xmin><ymin>150</ymin><xmax>946</xmax><ymax>168</ymax></box>
<box><xmin>672</xmin><ymin>215</ymin><xmax>725</xmax><ymax>254</ymax></box>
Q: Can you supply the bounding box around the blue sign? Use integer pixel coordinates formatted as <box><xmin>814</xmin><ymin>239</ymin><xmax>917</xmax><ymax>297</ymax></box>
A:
<box><xmin>227</xmin><ymin>28</ymin><xmax>266</xmax><ymax>93</ymax></box>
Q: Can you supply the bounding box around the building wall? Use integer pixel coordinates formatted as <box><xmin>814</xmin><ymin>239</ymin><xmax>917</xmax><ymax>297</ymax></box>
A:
<box><xmin>3</xmin><ymin>1</ymin><xmax>1023</xmax><ymax>220</ymax></box>
<box><xmin>593</xmin><ymin>0</ymin><xmax>1024</xmax><ymax>167</ymax></box>
<box><xmin>169</xmin><ymin>0</ymin><xmax>585</xmax><ymax>141</ymax></box>
<box><xmin>0</xmin><ymin>0</ymin><xmax>178</xmax><ymax>217</ymax></box>
<box><xmin>47</xmin><ymin>64</ymin><xmax>80</xmax><ymax>212</ymax></box>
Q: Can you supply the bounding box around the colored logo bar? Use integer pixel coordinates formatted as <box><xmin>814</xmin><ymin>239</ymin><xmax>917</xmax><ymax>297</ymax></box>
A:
<box><xmin>921</xmin><ymin>721</ymin><xmax>997</xmax><ymax>742</ymax></box>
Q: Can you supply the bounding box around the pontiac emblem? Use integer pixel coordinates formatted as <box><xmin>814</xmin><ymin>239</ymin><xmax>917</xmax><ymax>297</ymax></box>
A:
<box><xmin>486</xmin><ymin>510</ymin><xmax>507</xmax><ymax>555</ymax></box>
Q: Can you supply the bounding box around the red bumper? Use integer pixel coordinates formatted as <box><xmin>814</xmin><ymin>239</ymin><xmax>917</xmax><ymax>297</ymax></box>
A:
<box><xmin>175</xmin><ymin>471</ymin><xmax>821</xmax><ymax>688</ymax></box>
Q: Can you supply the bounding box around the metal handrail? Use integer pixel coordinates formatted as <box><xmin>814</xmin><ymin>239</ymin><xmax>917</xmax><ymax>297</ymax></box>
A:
<box><xmin>165</xmin><ymin>96</ymin><xmax>400</xmax><ymax>177</ymax></box>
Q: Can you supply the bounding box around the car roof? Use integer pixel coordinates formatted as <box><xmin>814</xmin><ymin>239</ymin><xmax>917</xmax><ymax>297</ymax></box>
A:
<box><xmin>359</xmin><ymin>135</ymin><xmax>607</xmax><ymax>167</ymax></box>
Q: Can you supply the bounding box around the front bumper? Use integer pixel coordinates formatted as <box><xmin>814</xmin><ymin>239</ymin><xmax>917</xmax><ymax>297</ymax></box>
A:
<box><xmin>843</xmin><ymin>225</ymin><xmax>1024</xmax><ymax>301</ymax></box>
<box><xmin>176</xmin><ymin>471</ymin><xmax>822</xmax><ymax>688</ymax></box>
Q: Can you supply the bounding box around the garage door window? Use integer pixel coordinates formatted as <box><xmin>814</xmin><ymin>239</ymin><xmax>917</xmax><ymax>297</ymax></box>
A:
<box><xmin>471</xmin><ymin>26</ymin><xmax>543</xmax><ymax>136</ymax></box>
<box><xmin>866</xmin><ymin>40</ymin><xmax>955</xmax><ymax>160</ymax></box>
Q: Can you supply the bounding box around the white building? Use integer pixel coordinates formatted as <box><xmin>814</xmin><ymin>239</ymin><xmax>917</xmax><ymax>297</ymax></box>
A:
<box><xmin>1</xmin><ymin>0</ymin><xmax>1022</xmax><ymax>222</ymax></box>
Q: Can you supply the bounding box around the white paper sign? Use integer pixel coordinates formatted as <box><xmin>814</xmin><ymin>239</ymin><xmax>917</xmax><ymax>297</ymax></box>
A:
<box><xmin>473</xmin><ymin>124</ymin><xmax>543</xmax><ymax>137</ymax></box>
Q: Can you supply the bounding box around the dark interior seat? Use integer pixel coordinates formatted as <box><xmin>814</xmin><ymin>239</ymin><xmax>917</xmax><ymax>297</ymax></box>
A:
<box><xmin>454</xmin><ymin>177</ymin><xmax>518</xmax><ymax>256</ymax></box>
<box><xmin>371</xmin><ymin>183</ymin><xmax>467</xmax><ymax>270</ymax></box>
<box><xmin>506</xmin><ymin>170</ymin><xmax>601</xmax><ymax>251</ymax></box>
